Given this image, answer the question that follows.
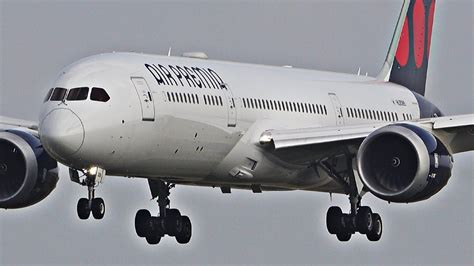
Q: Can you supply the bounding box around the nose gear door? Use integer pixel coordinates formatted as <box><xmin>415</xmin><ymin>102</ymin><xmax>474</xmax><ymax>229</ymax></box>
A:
<box><xmin>131</xmin><ymin>77</ymin><xmax>155</xmax><ymax>122</ymax></box>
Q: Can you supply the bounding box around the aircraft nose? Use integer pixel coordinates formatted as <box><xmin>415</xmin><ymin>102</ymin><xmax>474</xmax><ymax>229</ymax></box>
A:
<box><xmin>40</xmin><ymin>109</ymin><xmax>85</xmax><ymax>159</ymax></box>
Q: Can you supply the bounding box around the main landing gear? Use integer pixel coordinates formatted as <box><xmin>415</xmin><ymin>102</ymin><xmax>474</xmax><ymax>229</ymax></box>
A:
<box><xmin>318</xmin><ymin>151</ymin><xmax>383</xmax><ymax>242</ymax></box>
<box><xmin>134</xmin><ymin>180</ymin><xmax>192</xmax><ymax>245</ymax></box>
<box><xmin>70</xmin><ymin>168</ymin><xmax>106</xmax><ymax>220</ymax></box>
<box><xmin>326</xmin><ymin>197</ymin><xmax>382</xmax><ymax>242</ymax></box>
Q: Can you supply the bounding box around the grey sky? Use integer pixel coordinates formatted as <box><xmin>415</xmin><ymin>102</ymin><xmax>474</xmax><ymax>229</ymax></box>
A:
<box><xmin>0</xmin><ymin>0</ymin><xmax>472</xmax><ymax>264</ymax></box>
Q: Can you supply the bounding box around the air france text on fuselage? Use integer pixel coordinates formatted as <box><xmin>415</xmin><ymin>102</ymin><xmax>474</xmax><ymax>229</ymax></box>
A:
<box><xmin>145</xmin><ymin>63</ymin><xmax>226</xmax><ymax>89</ymax></box>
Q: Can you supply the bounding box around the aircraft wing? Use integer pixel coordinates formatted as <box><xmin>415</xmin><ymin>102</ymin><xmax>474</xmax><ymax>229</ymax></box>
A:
<box><xmin>0</xmin><ymin>115</ymin><xmax>39</xmax><ymax>131</ymax></box>
<box><xmin>260</xmin><ymin>114</ymin><xmax>474</xmax><ymax>156</ymax></box>
<box><xmin>416</xmin><ymin>114</ymin><xmax>474</xmax><ymax>154</ymax></box>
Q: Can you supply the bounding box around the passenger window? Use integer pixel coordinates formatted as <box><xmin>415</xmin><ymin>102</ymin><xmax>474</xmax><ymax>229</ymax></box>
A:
<box><xmin>67</xmin><ymin>87</ymin><xmax>89</xmax><ymax>101</ymax></box>
<box><xmin>50</xmin><ymin>87</ymin><xmax>68</xmax><ymax>101</ymax></box>
<box><xmin>219</xmin><ymin>96</ymin><xmax>223</xmax><ymax>106</ymax></box>
<box><xmin>44</xmin><ymin>88</ymin><xmax>54</xmax><ymax>102</ymax></box>
<box><xmin>90</xmin><ymin>87</ymin><xmax>110</xmax><ymax>102</ymax></box>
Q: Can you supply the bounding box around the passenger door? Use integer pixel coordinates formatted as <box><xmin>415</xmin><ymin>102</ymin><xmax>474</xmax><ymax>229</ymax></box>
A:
<box><xmin>328</xmin><ymin>93</ymin><xmax>344</xmax><ymax>126</ymax></box>
<box><xmin>221</xmin><ymin>83</ymin><xmax>237</xmax><ymax>127</ymax></box>
<box><xmin>131</xmin><ymin>77</ymin><xmax>155</xmax><ymax>121</ymax></box>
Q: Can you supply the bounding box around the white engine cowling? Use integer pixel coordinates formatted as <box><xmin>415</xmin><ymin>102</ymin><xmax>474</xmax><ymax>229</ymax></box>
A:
<box><xmin>357</xmin><ymin>124</ymin><xmax>453</xmax><ymax>203</ymax></box>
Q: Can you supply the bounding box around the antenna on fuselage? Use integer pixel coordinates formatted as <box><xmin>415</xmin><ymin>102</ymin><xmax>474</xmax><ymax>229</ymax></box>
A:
<box><xmin>167</xmin><ymin>47</ymin><xmax>172</xmax><ymax>57</ymax></box>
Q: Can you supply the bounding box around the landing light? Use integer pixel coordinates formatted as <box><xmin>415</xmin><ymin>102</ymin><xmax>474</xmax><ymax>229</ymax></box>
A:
<box><xmin>88</xmin><ymin>166</ymin><xmax>98</xmax><ymax>176</ymax></box>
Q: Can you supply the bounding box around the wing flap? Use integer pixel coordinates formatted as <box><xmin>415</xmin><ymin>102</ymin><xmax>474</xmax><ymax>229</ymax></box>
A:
<box><xmin>260</xmin><ymin>123</ymin><xmax>385</xmax><ymax>150</ymax></box>
<box><xmin>260</xmin><ymin>114</ymin><xmax>473</xmax><ymax>155</ymax></box>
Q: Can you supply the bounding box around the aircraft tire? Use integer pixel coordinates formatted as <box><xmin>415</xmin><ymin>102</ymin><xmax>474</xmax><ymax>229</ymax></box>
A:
<box><xmin>175</xmin><ymin>216</ymin><xmax>192</xmax><ymax>244</ymax></box>
<box><xmin>165</xmin><ymin>214</ymin><xmax>183</xmax><ymax>237</ymax></box>
<box><xmin>146</xmin><ymin>235</ymin><xmax>161</xmax><ymax>245</ymax></box>
<box><xmin>135</xmin><ymin>209</ymin><xmax>152</xmax><ymax>237</ymax></box>
<box><xmin>336</xmin><ymin>231</ymin><xmax>352</xmax><ymax>242</ymax></box>
<box><xmin>356</xmin><ymin>206</ymin><xmax>373</xmax><ymax>234</ymax></box>
<box><xmin>77</xmin><ymin>198</ymin><xmax>90</xmax><ymax>220</ymax></box>
<box><xmin>326</xmin><ymin>206</ymin><xmax>343</xmax><ymax>234</ymax></box>
<box><xmin>91</xmin><ymin>198</ymin><xmax>105</xmax><ymax>219</ymax></box>
<box><xmin>366</xmin><ymin>213</ymin><xmax>382</xmax><ymax>241</ymax></box>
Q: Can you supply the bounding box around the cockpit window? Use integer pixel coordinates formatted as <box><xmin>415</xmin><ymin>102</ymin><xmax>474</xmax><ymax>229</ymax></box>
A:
<box><xmin>43</xmin><ymin>88</ymin><xmax>54</xmax><ymax>102</ymax></box>
<box><xmin>50</xmin><ymin>87</ymin><xmax>67</xmax><ymax>101</ymax></box>
<box><xmin>67</xmin><ymin>87</ymin><xmax>89</xmax><ymax>101</ymax></box>
<box><xmin>90</xmin><ymin>87</ymin><xmax>110</xmax><ymax>102</ymax></box>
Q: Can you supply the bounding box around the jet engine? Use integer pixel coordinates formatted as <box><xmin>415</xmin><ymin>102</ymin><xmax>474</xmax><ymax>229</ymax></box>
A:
<box><xmin>0</xmin><ymin>130</ymin><xmax>58</xmax><ymax>209</ymax></box>
<box><xmin>357</xmin><ymin>124</ymin><xmax>453</xmax><ymax>203</ymax></box>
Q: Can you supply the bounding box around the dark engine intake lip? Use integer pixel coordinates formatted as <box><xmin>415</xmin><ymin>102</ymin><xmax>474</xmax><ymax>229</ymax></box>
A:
<box><xmin>0</xmin><ymin>131</ymin><xmax>38</xmax><ymax>205</ymax></box>
<box><xmin>357</xmin><ymin>125</ymin><xmax>432</xmax><ymax>201</ymax></box>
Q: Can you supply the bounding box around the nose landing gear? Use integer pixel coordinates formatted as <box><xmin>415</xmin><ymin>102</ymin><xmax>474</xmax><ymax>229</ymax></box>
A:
<box><xmin>70</xmin><ymin>167</ymin><xmax>106</xmax><ymax>220</ymax></box>
<box><xmin>135</xmin><ymin>180</ymin><xmax>192</xmax><ymax>245</ymax></box>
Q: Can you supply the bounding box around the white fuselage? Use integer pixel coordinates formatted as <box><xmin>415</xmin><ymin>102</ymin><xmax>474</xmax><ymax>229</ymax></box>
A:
<box><xmin>39</xmin><ymin>52</ymin><xmax>420</xmax><ymax>193</ymax></box>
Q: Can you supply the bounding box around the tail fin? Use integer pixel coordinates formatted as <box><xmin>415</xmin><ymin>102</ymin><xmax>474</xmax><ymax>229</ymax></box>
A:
<box><xmin>377</xmin><ymin>0</ymin><xmax>436</xmax><ymax>96</ymax></box>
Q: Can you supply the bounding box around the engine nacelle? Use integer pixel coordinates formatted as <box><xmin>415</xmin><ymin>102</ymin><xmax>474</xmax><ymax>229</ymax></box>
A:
<box><xmin>357</xmin><ymin>124</ymin><xmax>453</xmax><ymax>203</ymax></box>
<box><xmin>0</xmin><ymin>130</ymin><xmax>58</xmax><ymax>209</ymax></box>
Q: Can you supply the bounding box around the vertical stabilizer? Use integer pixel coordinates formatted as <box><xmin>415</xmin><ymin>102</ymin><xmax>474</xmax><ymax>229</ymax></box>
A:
<box><xmin>377</xmin><ymin>0</ymin><xmax>436</xmax><ymax>96</ymax></box>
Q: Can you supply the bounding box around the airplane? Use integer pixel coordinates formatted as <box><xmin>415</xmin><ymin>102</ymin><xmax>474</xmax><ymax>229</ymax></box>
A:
<box><xmin>0</xmin><ymin>0</ymin><xmax>472</xmax><ymax>245</ymax></box>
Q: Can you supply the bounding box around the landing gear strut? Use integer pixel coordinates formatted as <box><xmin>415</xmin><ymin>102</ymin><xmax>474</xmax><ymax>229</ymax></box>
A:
<box><xmin>72</xmin><ymin>168</ymin><xmax>106</xmax><ymax>220</ymax></box>
<box><xmin>319</xmin><ymin>151</ymin><xmax>383</xmax><ymax>242</ymax></box>
<box><xmin>135</xmin><ymin>180</ymin><xmax>192</xmax><ymax>245</ymax></box>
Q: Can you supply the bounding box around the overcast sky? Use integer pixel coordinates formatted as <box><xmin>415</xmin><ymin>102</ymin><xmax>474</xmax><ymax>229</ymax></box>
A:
<box><xmin>0</xmin><ymin>0</ymin><xmax>472</xmax><ymax>264</ymax></box>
